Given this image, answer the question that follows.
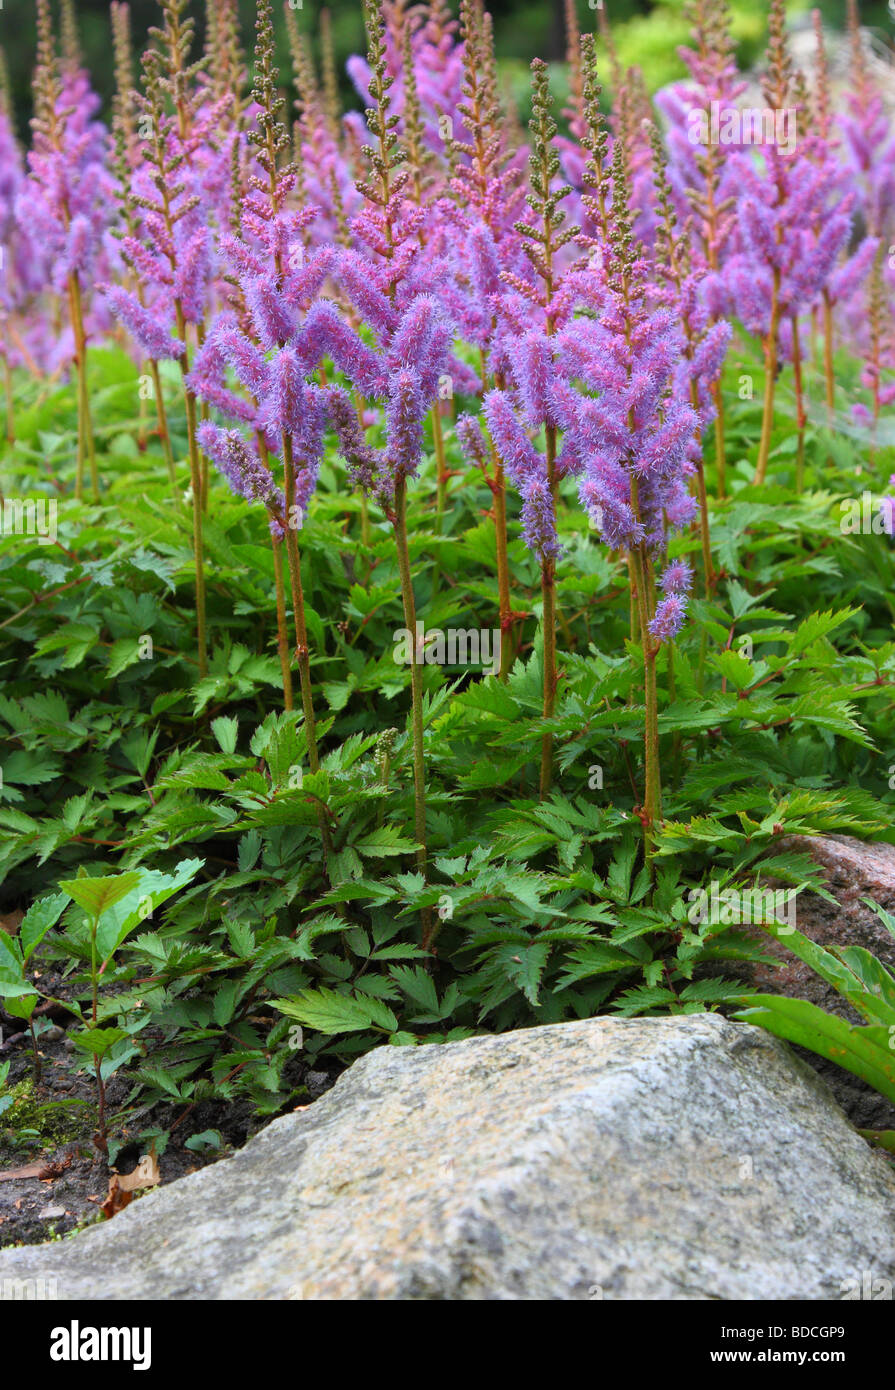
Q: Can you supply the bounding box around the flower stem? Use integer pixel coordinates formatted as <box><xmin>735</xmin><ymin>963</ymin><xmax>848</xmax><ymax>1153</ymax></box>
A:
<box><xmin>694</xmin><ymin>457</ymin><xmax>716</xmax><ymax>596</ymax></box>
<box><xmin>4</xmin><ymin>355</ymin><xmax>15</xmax><ymax>446</ymax></box>
<box><xmin>271</xmin><ymin>533</ymin><xmax>294</xmax><ymax>711</ymax></box>
<box><xmin>538</xmin><ymin>420</ymin><xmax>559</xmax><ymax>793</ymax></box>
<box><xmin>822</xmin><ymin>288</ymin><xmax>835</xmax><ymax>425</ymax></box>
<box><xmin>493</xmin><ymin>459</ymin><xmax>513</xmax><ymax>681</ymax></box>
<box><xmin>148</xmin><ymin>360</ymin><xmax>179</xmax><ymax>505</ymax></box>
<box><xmin>429</xmin><ymin>404</ymin><xmax>450</xmax><ymax>599</ymax></box>
<box><xmin>68</xmin><ymin>272</ymin><xmax>98</xmax><ymax>503</ymax></box>
<box><xmin>279</xmin><ymin>437</ymin><xmax>340</xmax><ymax>894</ymax></box>
<box><xmin>629</xmin><ymin>543</ymin><xmax>661</xmax><ymax>851</ymax></box>
<box><xmin>180</xmin><ymin>372</ymin><xmax>208</xmax><ymax>678</ymax></box>
<box><xmin>394</xmin><ymin>473</ymin><xmax>432</xmax><ymax>946</ymax></box>
<box><xmin>281</xmin><ymin>435</ymin><xmax>321</xmax><ymax>773</ymax></box>
<box><xmin>712</xmin><ymin>384</ymin><xmax>727</xmax><ymax>499</ymax></box>
<box><xmin>432</xmin><ymin>403</ymin><xmax>449</xmax><ymax>530</ymax></box>
<box><xmin>539</xmin><ymin>556</ymin><xmax>557</xmax><ymax>800</ymax></box>
<box><xmin>755</xmin><ymin>267</ymin><xmax>781</xmax><ymax>486</ymax></box>
<box><xmin>90</xmin><ymin>911</ymin><xmax>107</xmax><ymax>1153</ymax></box>
<box><xmin>791</xmin><ymin>313</ymin><xmax>807</xmax><ymax>494</ymax></box>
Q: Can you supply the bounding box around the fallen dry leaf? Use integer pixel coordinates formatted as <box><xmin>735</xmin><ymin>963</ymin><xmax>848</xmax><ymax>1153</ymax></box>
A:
<box><xmin>100</xmin><ymin>1152</ymin><xmax>161</xmax><ymax>1220</ymax></box>
<box><xmin>0</xmin><ymin>1154</ymin><xmax>71</xmax><ymax>1183</ymax></box>
<box><xmin>118</xmin><ymin>1154</ymin><xmax>160</xmax><ymax>1191</ymax></box>
<box><xmin>0</xmin><ymin>910</ymin><xmax>24</xmax><ymax>937</ymax></box>
<box><xmin>0</xmin><ymin>1163</ymin><xmax>48</xmax><ymax>1183</ymax></box>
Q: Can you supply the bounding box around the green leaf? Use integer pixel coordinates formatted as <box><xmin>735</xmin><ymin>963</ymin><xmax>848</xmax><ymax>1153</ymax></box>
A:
<box><xmin>389</xmin><ymin>964</ymin><xmax>440</xmax><ymax>1016</ymax></box>
<box><xmin>185</xmin><ymin>1129</ymin><xmax>223</xmax><ymax>1153</ymax></box>
<box><xmin>271</xmin><ymin>987</ymin><xmax>386</xmax><ymax>1035</ymax></box>
<box><xmin>787</xmin><ymin>608</ymin><xmax>859</xmax><ymax>658</ymax></box>
<box><xmin>71</xmin><ymin>1026</ymin><xmax>130</xmax><ymax>1057</ymax></box>
<box><xmin>59</xmin><ymin>872</ymin><xmax>142</xmax><ymax>921</ymax></box>
<box><xmin>226</xmin><ymin>919</ymin><xmax>255</xmax><ymax>959</ymax></box>
<box><xmin>237</xmin><ymin>831</ymin><xmax>262</xmax><ymax>872</ymax></box>
<box><xmin>493</xmin><ymin>941</ymin><xmax>550</xmax><ymax>1007</ymax></box>
<box><xmin>93</xmin><ymin>858</ymin><xmax>204</xmax><ymax>962</ymax></box>
<box><xmin>753</xmin><ymin>920</ymin><xmax>895</xmax><ymax>1026</ymax></box>
<box><xmin>554</xmin><ymin>942</ymin><xmax>642</xmax><ymax>988</ymax></box>
<box><xmin>857</xmin><ymin>1129</ymin><xmax>895</xmax><ymax>1154</ymax></box>
<box><xmin>353</xmin><ymin>827</ymin><xmax>418</xmax><ymax>858</ymax></box>
<box><xmin>213</xmin><ymin>980</ymin><xmax>240</xmax><ymax>1027</ymax></box>
<box><xmin>734</xmin><ymin>996</ymin><xmax>895</xmax><ymax>1104</ymax></box>
<box><xmin>211</xmin><ymin>716</ymin><xmax>239</xmax><ymax>755</ymax></box>
<box><xmin>710</xmin><ymin>649</ymin><xmax>755</xmax><ymax>692</ymax></box>
<box><xmin>106</xmin><ymin>637</ymin><xmax>144</xmax><ymax>679</ymax></box>
<box><xmin>0</xmin><ymin>929</ymin><xmax>22</xmax><ymax>974</ymax></box>
<box><xmin>19</xmin><ymin>893</ymin><xmax>68</xmax><ymax>962</ymax></box>
<box><xmin>0</xmin><ymin>979</ymin><xmax>38</xmax><ymax>999</ymax></box>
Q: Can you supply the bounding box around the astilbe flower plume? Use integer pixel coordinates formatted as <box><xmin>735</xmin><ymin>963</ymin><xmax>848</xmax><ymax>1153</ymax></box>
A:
<box><xmin>284</xmin><ymin>3</ymin><xmax>360</xmax><ymax>248</ymax></box>
<box><xmin>467</xmin><ymin>55</ymin><xmax>580</xmax><ymax>562</ymax></box>
<box><xmin>645</xmin><ymin>120</ymin><xmax>731</xmax><ymax>588</ymax></box>
<box><xmin>347</xmin><ymin>0</ymin><xmax>465</xmax><ymax>168</ymax></box>
<box><xmin>102</xmin><ymin>0</ymin><xmax>228</xmax><ymax>678</ymax></box>
<box><xmin>21</xmin><ymin>34</ymin><xmax>120</xmax><ymax>331</ymax></box>
<box><xmin>654</xmin><ymin>0</ymin><xmax>747</xmax><ymax>259</ymax></box>
<box><xmin>18</xmin><ymin>0</ymin><xmax>120</xmax><ymax>497</ymax></box>
<box><xmin>717</xmin><ymin>147</ymin><xmax>866</xmax><ymax>348</ymax></box>
<box><xmin>704</xmin><ymin>0</ymin><xmax>874</xmax><ymax>484</ymax></box>
<box><xmin>324</xmin><ymin>0</ymin><xmax>459</xmax><ymax>508</ymax></box>
<box><xmin>568</xmin><ymin>293</ymin><xmax>699</xmax><ymax>566</ymax></box>
<box><xmin>654</xmin><ymin>0</ymin><xmax>747</xmax><ymax>491</ymax></box>
<box><xmin>851</xmin><ymin>249</ymin><xmax>895</xmax><ymax>462</ymax></box>
<box><xmin>104</xmin><ymin>7</ymin><xmax>224</xmax><ymax>369</ymax></box>
<box><xmin>430</xmin><ymin>0</ymin><xmax>533</xmax><ymax>668</ymax></box>
<box><xmin>567</xmin><ymin>134</ymin><xmax>699</xmax><ymax>581</ymax></box>
<box><xmin>839</xmin><ymin>0</ymin><xmax>895</xmax><ymax>242</ymax></box>
<box><xmin>0</xmin><ymin>82</ymin><xmax>53</xmax><ymax>410</ymax></box>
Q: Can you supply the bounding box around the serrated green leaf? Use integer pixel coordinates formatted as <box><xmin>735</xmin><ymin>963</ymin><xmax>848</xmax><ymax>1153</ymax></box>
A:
<box><xmin>59</xmin><ymin>872</ymin><xmax>142</xmax><ymax>921</ymax></box>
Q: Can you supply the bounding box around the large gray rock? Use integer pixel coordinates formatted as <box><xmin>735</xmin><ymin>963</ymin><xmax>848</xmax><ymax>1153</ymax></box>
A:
<box><xmin>1</xmin><ymin>1015</ymin><xmax>893</xmax><ymax>1300</ymax></box>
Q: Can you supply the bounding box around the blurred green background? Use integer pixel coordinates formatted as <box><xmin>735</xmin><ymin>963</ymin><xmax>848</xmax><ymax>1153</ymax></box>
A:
<box><xmin>1</xmin><ymin>0</ymin><xmax>892</xmax><ymax>139</ymax></box>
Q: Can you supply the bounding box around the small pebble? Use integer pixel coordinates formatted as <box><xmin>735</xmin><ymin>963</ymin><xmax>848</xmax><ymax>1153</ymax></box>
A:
<box><xmin>43</xmin><ymin>1026</ymin><xmax>66</xmax><ymax>1043</ymax></box>
<box><xmin>38</xmin><ymin>1205</ymin><xmax>66</xmax><ymax>1220</ymax></box>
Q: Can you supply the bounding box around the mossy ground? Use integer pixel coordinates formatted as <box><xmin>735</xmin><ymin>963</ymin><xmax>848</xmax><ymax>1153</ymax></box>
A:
<box><xmin>1</xmin><ymin>1078</ymin><xmax>91</xmax><ymax>1151</ymax></box>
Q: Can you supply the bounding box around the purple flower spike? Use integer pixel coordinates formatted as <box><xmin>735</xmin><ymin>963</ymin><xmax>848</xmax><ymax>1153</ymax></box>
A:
<box><xmin>103</xmin><ymin>285</ymin><xmax>183</xmax><ymax>360</ymax></box>
<box><xmin>659</xmin><ymin>561</ymin><xmax>694</xmax><ymax>597</ymax></box>
<box><xmin>197</xmin><ymin>422</ymin><xmax>282</xmax><ymax>511</ymax></box>
<box><xmin>649</xmin><ymin>594</ymin><xmax>687</xmax><ymax>644</ymax></box>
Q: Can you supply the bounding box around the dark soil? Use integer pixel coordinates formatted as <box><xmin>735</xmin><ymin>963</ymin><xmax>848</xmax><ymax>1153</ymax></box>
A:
<box><xmin>0</xmin><ymin>972</ymin><xmax>339</xmax><ymax>1250</ymax></box>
